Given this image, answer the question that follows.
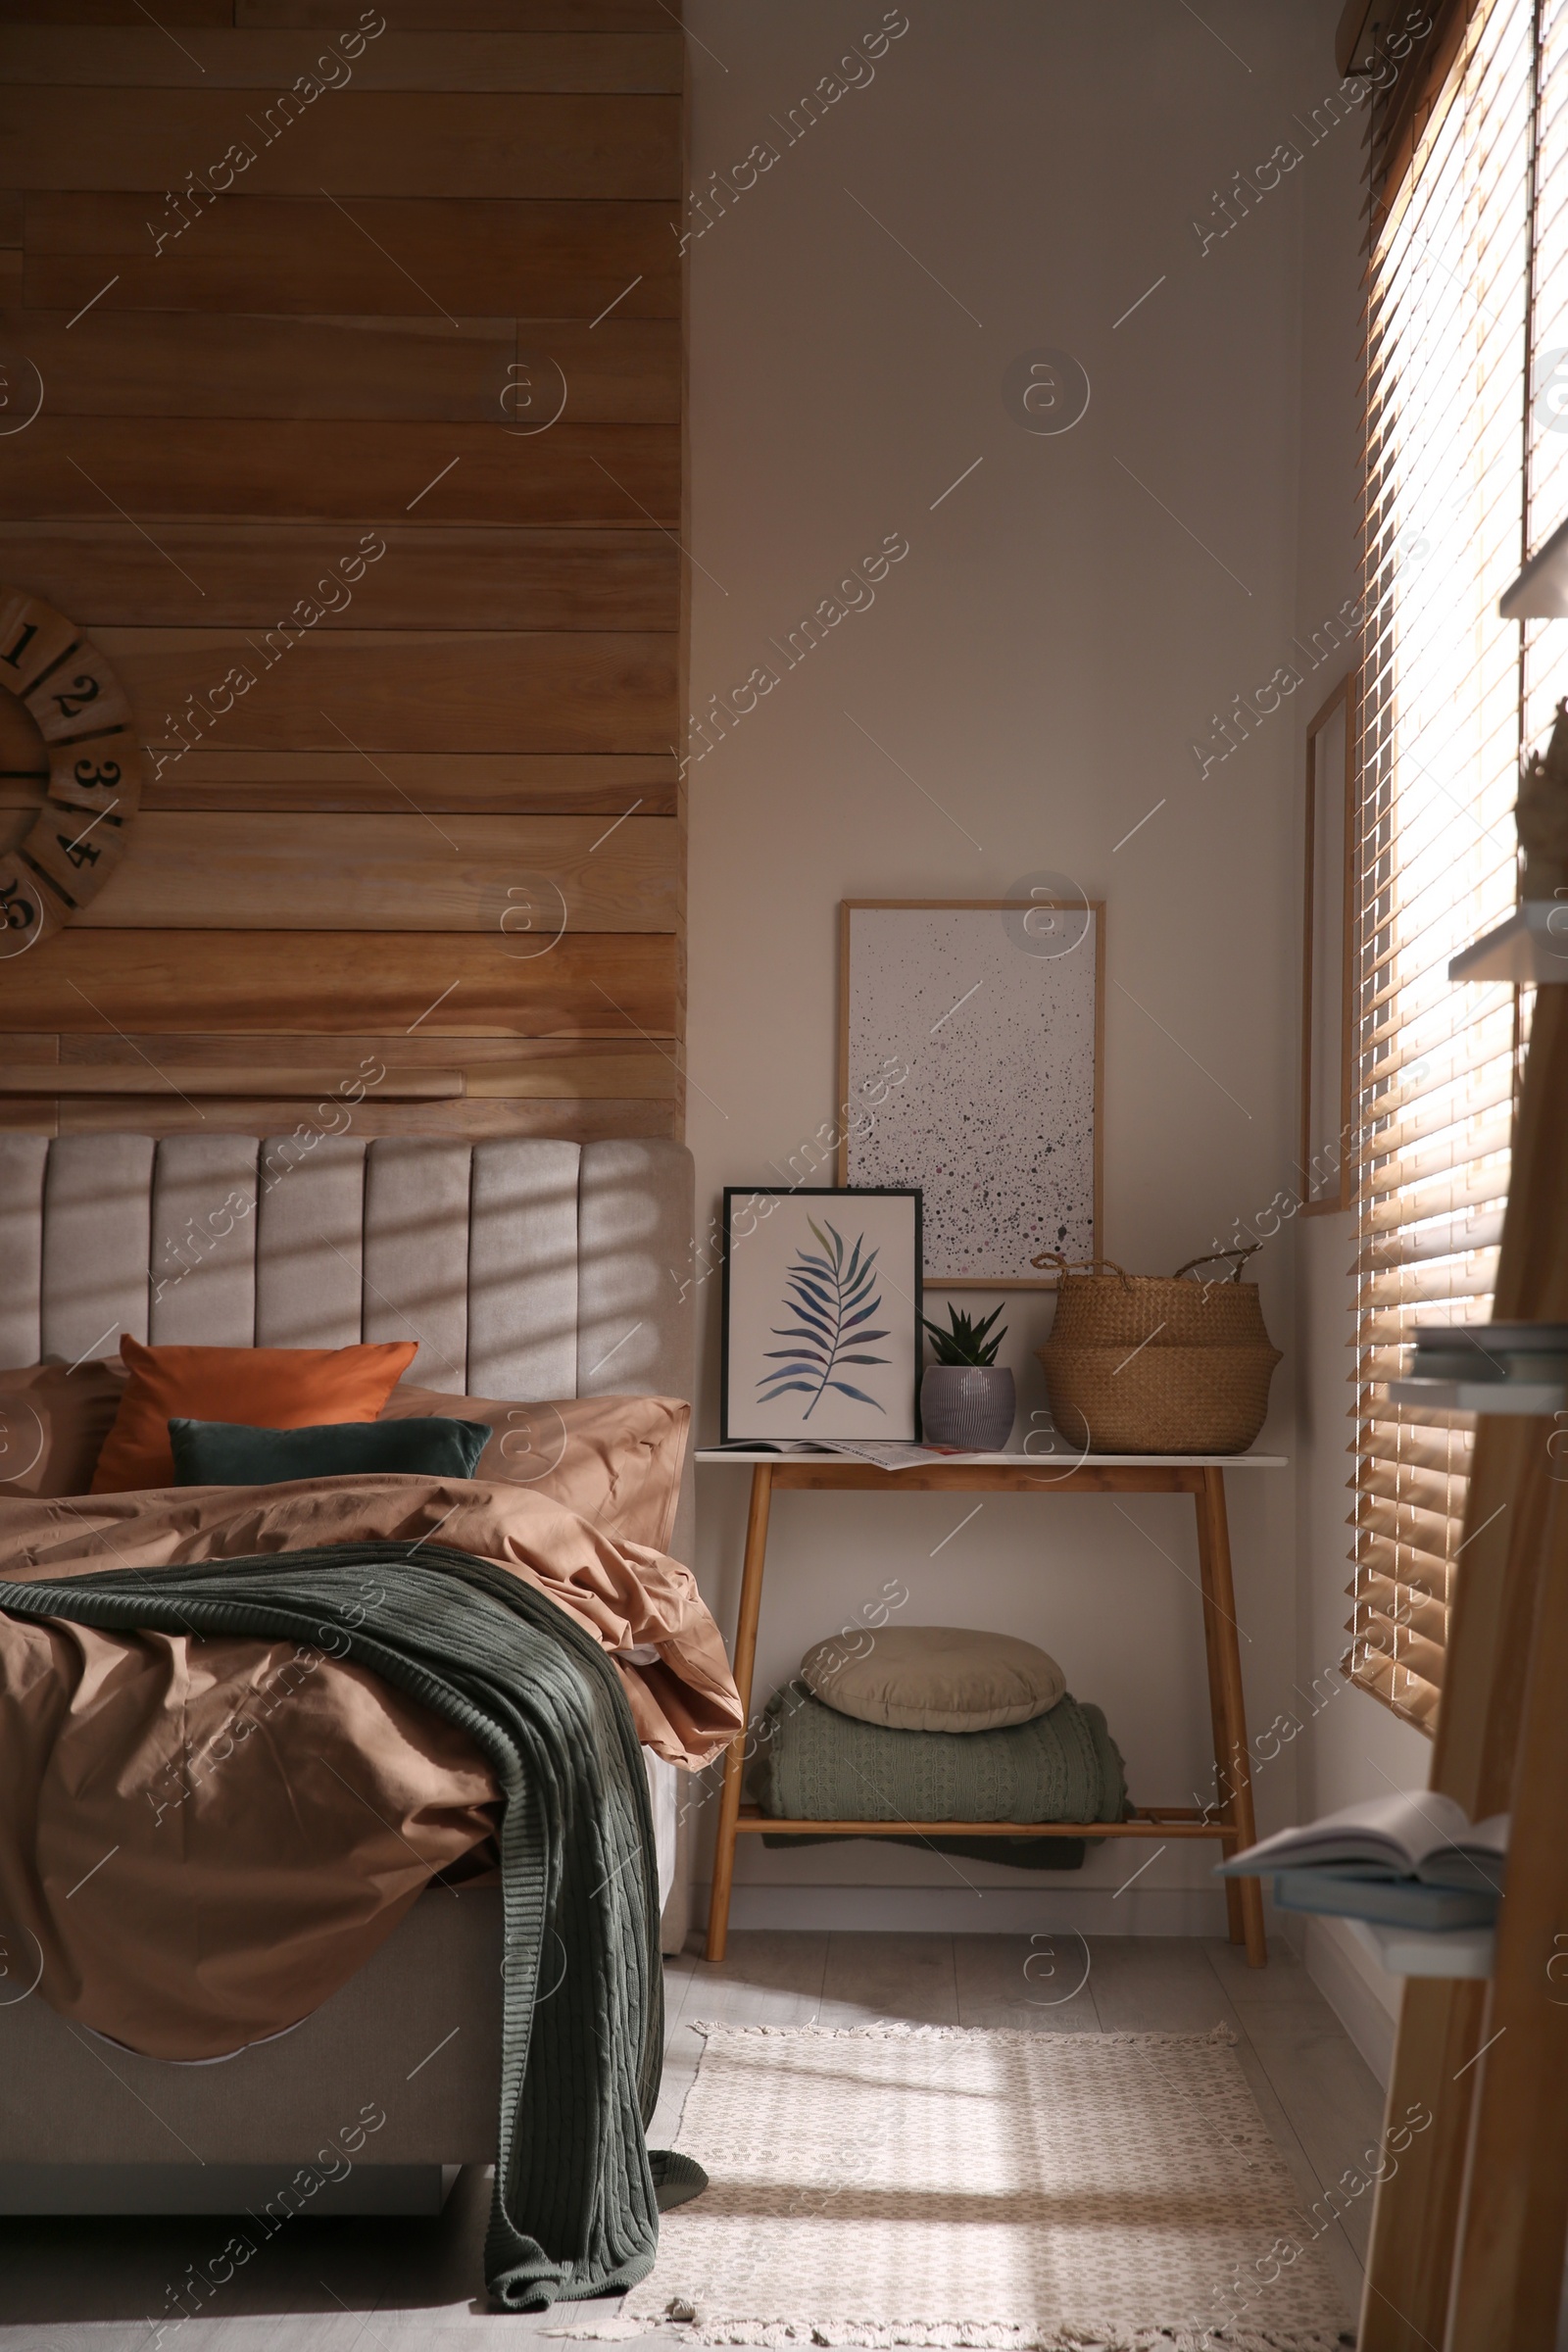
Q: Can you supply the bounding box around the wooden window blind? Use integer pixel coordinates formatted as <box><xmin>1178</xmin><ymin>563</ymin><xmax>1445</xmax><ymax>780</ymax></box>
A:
<box><xmin>1349</xmin><ymin>0</ymin><xmax>1549</xmax><ymax>1729</ymax></box>
<box><xmin>1340</xmin><ymin>1</ymin><xmax>1483</xmax><ymax>207</ymax></box>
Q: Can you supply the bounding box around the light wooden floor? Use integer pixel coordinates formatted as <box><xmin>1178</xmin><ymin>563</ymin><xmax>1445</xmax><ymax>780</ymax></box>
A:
<box><xmin>0</xmin><ymin>1933</ymin><xmax>1384</xmax><ymax>2347</ymax></box>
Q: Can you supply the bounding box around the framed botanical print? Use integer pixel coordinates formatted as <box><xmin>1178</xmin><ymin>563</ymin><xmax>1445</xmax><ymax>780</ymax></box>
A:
<box><xmin>838</xmin><ymin>899</ymin><xmax>1103</xmax><ymax>1287</ymax></box>
<box><xmin>719</xmin><ymin>1187</ymin><xmax>923</xmax><ymax>1443</ymax></box>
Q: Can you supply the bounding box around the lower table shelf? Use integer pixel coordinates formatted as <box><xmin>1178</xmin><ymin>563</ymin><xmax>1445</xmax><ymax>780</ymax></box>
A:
<box><xmin>736</xmin><ymin>1805</ymin><xmax>1234</xmax><ymax>1839</ymax></box>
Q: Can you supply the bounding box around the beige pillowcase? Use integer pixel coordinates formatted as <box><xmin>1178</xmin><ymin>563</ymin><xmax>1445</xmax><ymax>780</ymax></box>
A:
<box><xmin>379</xmin><ymin>1384</ymin><xmax>689</xmax><ymax>1552</ymax></box>
<box><xmin>0</xmin><ymin>1358</ymin><xmax>128</xmax><ymax>1497</ymax></box>
<box><xmin>801</xmin><ymin>1624</ymin><xmax>1067</xmax><ymax>1733</ymax></box>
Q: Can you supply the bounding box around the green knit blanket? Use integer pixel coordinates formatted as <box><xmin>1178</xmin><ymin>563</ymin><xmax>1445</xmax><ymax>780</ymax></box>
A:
<box><xmin>753</xmin><ymin>1681</ymin><xmax>1128</xmax><ymax>1831</ymax></box>
<box><xmin>0</xmin><ymin>1540</ymin><xmax>703</xmax><ymax>2311</ymax></box>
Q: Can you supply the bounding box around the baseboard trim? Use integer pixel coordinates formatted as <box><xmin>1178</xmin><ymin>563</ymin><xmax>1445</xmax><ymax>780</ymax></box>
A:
<box><xmin>1302</xmin><ymin>1914</ymin><xmax>1400</xmax><ymax>2087</ymax></box>
<box><xmin>703</xmin><ymin>1884</ymin><xmax>1233</xmax><ymax>1936</ymax></box>
<box><xmin>0</xmin><ymin>2163</ymin><xmax>462</xmax><ymax>2216</ymax></box>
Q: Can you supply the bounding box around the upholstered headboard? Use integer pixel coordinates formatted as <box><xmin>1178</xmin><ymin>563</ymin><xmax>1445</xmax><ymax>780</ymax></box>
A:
<box><xmin>0</xmin><ymin>1133</ymin><xmax>696</xmax><ymax>1555</ymax></box>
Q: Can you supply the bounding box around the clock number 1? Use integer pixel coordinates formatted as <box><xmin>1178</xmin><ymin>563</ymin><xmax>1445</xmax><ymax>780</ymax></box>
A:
<box><xmin>0</xmin><ymin>619</ymin><xmax>36</xmax><ymax>672</ymax></box>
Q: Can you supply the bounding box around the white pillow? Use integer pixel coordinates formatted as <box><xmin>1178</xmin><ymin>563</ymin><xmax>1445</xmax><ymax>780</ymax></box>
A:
<box><xmin>800</xmin><ymin>1624</ymin><xmax>1066</xmax><ymax>1733</ymax></box>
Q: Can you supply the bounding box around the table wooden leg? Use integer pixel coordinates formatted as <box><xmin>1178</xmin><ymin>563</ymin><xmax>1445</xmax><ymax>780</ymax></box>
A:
<box><xmin>1196</xmin><ymin>1467</ymin><xmax>1265</xmax><ymax>1966</ymax></box>
<box><xmin>705</xmin><ymin>1464</ymin><xmax>773</xmax><ymax>1964</ymax></box>
<box><xmin>1191</xmin><ymin>1479</ymin><xmax>1247</xmax><ymax>1944</ymax></box>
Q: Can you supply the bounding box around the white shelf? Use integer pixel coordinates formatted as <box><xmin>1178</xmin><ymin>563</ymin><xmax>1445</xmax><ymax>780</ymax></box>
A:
<box><xmin>697</xmin><ymin>1449</ymin><xmax>1290</xmax><ymax>1467</ymax></box>
<box><xmin>1347</xmin><ymin>1916</ymin><xmax>1494</xmax><ymax>1981</ymax></box>
<box><xmin>1387</xmin><ymin>1377</ymin><xmax>1566</xmax><ymax>1415</ymax></box>
<box><xmin>1448</xmin><ymin>901</ymin><xmax>1568</xmax><ymax>985</ymax></box>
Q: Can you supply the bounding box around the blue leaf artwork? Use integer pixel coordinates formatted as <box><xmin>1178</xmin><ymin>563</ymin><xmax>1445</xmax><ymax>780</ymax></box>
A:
<box><xmin>757</xmin><ymin>1217</ymin><xmax>891</xmax><ymax>1420</ymax></box>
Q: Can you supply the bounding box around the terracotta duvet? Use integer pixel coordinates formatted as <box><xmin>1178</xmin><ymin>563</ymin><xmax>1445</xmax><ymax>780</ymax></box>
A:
<box><xmin>0</xmin><ymin>1477</ymin><xmax>742</xmax><ymax>2060</ymax></box>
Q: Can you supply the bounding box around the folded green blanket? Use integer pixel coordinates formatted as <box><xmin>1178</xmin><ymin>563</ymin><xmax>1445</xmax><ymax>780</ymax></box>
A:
<box><xmin>0</xmin><ymin>1540</ymin><xmax>702</xmax><ymax>2311</ymax></box>
<box><xmin>752</xmin><ymin>1681</ymin><xmax>1127</xmax><ymax>1842</ymax></box>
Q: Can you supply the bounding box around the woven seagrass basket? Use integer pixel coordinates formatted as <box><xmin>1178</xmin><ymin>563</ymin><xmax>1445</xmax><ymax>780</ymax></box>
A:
<box><xmin>1032</xmin><ymin>1248</ymin><xmax>1282</xmax><ymax>1454</ymax></box>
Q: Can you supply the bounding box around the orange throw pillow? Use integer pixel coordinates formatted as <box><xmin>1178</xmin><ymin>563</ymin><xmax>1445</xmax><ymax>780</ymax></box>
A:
<box><xmin>91</xmin><ymin>1336</ymin><xmax>419</xmax><ymax>1494</ymax></box>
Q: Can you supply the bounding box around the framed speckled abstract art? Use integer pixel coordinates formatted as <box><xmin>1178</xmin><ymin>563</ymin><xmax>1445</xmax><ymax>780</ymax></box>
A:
<box><xmin>837</xmin><ymin>900</ymin><xmax>1103</xmax><ymax>1288</ymax></box>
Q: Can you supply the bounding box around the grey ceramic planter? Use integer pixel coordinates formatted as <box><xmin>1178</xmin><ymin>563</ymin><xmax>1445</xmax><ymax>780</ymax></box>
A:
<box><xmin>920</xmin><ymin>1364</ymin><xmax>1016</xmax><ymax>1450</ymax></box>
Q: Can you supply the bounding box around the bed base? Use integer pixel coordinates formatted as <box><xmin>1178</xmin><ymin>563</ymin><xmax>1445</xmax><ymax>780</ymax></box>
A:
<box><xmin>0</xmin><ymin>2164</ymin><xmax>462</xmax><ymax>2216</ymax></box>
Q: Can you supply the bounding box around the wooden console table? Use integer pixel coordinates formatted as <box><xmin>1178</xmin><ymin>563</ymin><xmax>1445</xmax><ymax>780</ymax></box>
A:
<box><xmin>696</xmin><ymin>1450</ymin><xmax>1287</xmax><ymax>1967</ymax></box>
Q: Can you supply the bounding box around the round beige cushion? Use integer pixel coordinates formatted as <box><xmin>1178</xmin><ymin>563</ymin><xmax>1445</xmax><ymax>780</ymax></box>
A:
<box><xmin>800</xmin><ymin>1624</ymin><xmax>1067</xmax><ymax>1733</ymax></box>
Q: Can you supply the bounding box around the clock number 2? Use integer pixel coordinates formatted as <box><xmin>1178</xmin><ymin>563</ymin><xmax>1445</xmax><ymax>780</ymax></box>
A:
<box><xmin>53</xmin><ymin>674</ymin><xmax>100</xmax><ymax>719</ymax></box>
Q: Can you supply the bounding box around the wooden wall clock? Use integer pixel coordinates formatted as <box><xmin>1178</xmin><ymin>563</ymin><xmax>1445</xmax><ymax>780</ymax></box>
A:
<box><xmin>0</xmin><ymin>587</ymin><xmax>145</xmax><ymax>960</ymax></box>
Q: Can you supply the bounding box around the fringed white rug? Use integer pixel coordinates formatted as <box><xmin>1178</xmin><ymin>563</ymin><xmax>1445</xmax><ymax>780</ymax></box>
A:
<box><xmin>560</xmin><ymin>2023</ymin><xmax>1353</xmax><ymax>2352</ymax></box>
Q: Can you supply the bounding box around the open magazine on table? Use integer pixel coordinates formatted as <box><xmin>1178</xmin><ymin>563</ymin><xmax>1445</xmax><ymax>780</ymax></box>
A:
<box><xmin>705</xmin><ymin>1440</ymin><xmax>979</xmax><ymax>1468</ymax></box>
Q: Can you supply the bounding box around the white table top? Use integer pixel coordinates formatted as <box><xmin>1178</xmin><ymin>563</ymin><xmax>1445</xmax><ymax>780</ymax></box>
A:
<box><xmin>696</xmin><ymin>1449</ymin><xmax>1289</xmax><ymax>1468</ymax></box>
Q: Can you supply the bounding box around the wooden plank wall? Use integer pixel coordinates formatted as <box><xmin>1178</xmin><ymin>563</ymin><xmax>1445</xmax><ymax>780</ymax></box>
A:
<box><xmin>0</xmin><ymin>0</ymin><xmax>685</xmax><ymax>1141</ymax></box>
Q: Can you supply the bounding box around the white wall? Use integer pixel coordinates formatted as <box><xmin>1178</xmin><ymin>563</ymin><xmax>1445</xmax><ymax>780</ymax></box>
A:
<box><xmin>683</xmin><ymin>0</ymin><xmax>1410</xmax><ymax>1947</ymax></box>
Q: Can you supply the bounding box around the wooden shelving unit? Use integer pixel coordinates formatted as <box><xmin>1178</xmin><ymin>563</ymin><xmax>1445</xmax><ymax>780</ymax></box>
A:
<box><xmin>1359</xmin><ymin>935</ymin><xmax>1568</xmax><ymax>2348</ymax></box>
<box><xmin>696</xmin><ymin>1448</ymin><xmax>1286</xmax><ymax>1968</ymax></box>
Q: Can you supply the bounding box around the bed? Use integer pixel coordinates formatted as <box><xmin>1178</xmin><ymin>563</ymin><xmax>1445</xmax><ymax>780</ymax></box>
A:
<box><xmin>0</xmin><ymin>1130</ymin><xmax>711</xmax><ymax>2227</ymax></box>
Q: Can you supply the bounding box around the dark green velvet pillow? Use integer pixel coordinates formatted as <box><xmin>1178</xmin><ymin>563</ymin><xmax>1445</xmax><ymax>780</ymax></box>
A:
<box><xmin>169</xmin><ymin>1415</ymin><xmax>494</xmax><ymax>1488</ymax></box>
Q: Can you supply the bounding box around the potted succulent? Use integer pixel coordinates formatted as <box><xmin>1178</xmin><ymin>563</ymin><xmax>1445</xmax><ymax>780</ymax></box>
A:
<box><xmin>919</xmin><ymin>1303</ymin><xmax>1015</xmax><ymax>1449</ymax></box>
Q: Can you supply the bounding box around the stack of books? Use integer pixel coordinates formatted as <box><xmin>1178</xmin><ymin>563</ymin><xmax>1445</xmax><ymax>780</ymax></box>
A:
<box><xmin>1217</xmin><ymin>1790</ymin><xmax>1505</xmax><ymax>1934</ymax></box>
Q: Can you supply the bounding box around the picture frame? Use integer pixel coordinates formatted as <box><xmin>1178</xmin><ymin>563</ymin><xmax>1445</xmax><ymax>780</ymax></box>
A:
<box><xmin>1300</xmin><ymin>675</ymin><xmax>1357</xmax><ymax>1214</ymax></box>
<box><xmin>719</xmin><ymin>1187</ymin><xmax>923</xmax><ymax>1443</ymax></box>
<box><xmin>837</xmin><ymin>899</ymin><xmax>1104</xmax><ymax>1288</ymax></box>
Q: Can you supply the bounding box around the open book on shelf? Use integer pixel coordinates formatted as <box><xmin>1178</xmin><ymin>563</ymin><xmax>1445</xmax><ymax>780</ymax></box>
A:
<box><xmin>1218</xmin><ymin>1791</ymin><xmax>1507</xmax><ymax>1933</ymax></box>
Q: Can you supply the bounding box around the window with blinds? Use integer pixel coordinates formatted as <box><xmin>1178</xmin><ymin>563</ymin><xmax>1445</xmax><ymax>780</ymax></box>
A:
<box><xmin>1349</xmin><ymin>0</ymin><xmax>1566</xmax><ymax>1729</ymax></box>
